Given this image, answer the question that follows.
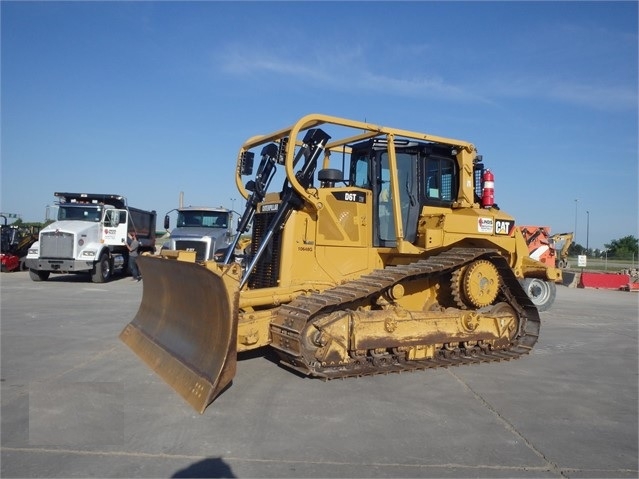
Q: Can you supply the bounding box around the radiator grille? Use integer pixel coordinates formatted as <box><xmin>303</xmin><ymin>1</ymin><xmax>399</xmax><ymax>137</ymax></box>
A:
<box><xmin>41</xmin><ymin>232</ymin><xmax>74</xmax><ymax>258</ymax></box>
<box><xmin>248</xmin><ymin>212</ymin><xmax>282</xmax><ymax>289</ymax></box>
<box><xmin>174</xmin><ymin>240</ymin><xmax>208</xmax><ymax>262</ymax></box>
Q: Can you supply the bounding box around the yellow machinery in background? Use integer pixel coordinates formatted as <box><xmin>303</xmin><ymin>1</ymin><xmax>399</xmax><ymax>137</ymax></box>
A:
<box><xmin>120</xmin><ymin>114</ymin><xmax>561</xmax><ymax>413</ymax></box>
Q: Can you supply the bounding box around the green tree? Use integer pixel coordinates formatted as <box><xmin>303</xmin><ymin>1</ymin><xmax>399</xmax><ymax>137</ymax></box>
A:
<box><xmin>568</xmin><ymin>242</ymin><xmax>586</xmax><ymax>256</ymax></box>
<box><xmin>604</xmin><ymin>235</ymin><xmax>639</xmax><ymax>260</ymax></box>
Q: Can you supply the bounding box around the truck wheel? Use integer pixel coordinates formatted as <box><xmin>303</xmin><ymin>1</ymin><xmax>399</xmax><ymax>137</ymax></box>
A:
<box><xmin>521</xmin><ymin>278</ymin><xmax>556</xmax><ymax>312</ymax></box>
<box><xmin>29</xmin><ymin>269</ymin><xmax>50</xmax><ymax>281</ymax></box>
<box><xmin>92</xmin><ymin>252</ymin><xmax>112</xmax><ymax>283</ymax></box>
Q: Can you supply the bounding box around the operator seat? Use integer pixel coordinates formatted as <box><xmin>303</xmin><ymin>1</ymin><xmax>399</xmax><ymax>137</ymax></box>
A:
<box><xmin>318</xmin><ymin>168</ymin><xmax>343</xmax><ymax>187</ymax></box>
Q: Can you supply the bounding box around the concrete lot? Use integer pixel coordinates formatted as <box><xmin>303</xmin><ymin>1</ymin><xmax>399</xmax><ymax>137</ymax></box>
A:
<box><xmin>1</xmin><ymin>271</ymin><xmax>637</xmax><ymax>478</ymax></box>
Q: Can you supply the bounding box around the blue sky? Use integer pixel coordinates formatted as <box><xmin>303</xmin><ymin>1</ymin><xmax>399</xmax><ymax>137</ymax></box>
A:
<box><xmin>1</xmin><ymin>1</ymin><xmax>637</xmax><ymax>250</ymax></box>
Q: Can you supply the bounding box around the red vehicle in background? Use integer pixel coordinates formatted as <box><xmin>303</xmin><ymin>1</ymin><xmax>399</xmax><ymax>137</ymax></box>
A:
<box><xmin>518</xmin><ymin>225</ymin><xmax>574</xmax><ymax>269</ymax></box>
<box><xmin>1</xmin><ymin>216</ymin><xmax>39</xmax><ymax>272</ymax></box>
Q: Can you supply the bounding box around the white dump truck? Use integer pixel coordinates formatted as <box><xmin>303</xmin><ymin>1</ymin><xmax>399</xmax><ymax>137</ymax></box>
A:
<box><xmin>26</xmin><ymin>192</ymin><xmax>156</xmax><ymax>282</ymax></box>
<box><xmin>161</xmin><ymin>206</ymin><xmax>234</xmax><ymax>262</ymax></box>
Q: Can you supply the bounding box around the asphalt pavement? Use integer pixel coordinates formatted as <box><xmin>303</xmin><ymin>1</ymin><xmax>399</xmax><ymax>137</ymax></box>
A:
<box><xmin>1</xmin><ymin>270</ymin><xmax>637</xmax><ymax>478</ymax></box>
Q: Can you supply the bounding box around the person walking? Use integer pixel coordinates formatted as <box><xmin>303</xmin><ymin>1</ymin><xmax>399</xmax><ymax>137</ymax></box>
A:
<box><xmin>127</xmin><ymin>231</ymin><xmax>141</xmax><ymax>281</ymax></box>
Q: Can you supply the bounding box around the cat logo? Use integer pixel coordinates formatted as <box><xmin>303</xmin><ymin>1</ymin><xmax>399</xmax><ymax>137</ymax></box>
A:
<box><xmin>495</xmin><ymin>220</ymin><xmax>515</xmax><ymax>236</ymax></box>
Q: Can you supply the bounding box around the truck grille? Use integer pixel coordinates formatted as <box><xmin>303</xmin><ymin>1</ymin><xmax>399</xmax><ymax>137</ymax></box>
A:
<box><xmin>174</xmin><ymin>240</ymin><xmax>207</xmax><ymax>262</ymax></box>
<box><xmin>41</xmin><ymin>231</ymin><xmax>74</xmax><ymax>258</ymax></box>
<box><xmin>248</xmin><ymin>212</ymin><xmax>282</xmax><ymax>289</ymax></box>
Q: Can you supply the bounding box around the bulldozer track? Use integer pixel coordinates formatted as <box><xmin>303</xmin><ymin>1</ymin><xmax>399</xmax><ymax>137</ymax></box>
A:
<box><xmin>270</xmin><ymin>247</ymin><xmax>540</xmax><ymax>378</ymax></box>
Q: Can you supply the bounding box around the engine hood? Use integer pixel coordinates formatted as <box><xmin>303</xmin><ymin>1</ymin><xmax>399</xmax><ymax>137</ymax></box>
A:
<box><xmin>41</xmin><ymin>221</ymin><xmax>97</xmax><ymax>237</ymax></box>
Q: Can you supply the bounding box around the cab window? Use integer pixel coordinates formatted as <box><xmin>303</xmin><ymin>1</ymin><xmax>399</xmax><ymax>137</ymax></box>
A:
<box><xmin>378</xmin><ymin>150</ymin><xmax>418</xmax><ymax>243</ymax></box>
<box><xmin>352</xmin><ymin>155</ymin><xmax>371</xmax><ymax>188</ymax></box>
<box><xmin>425</xmin><ymin>156</ymin><xmax>456</xmax><ymax>204</ymax></box>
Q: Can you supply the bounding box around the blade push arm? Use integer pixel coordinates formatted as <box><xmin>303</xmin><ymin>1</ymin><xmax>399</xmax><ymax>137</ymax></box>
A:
<box><xmin>240</xmin><ymin>128</ymin><xmax>331</xmax><ymax>288</ymax></box>
<box><xmin>222</xmin><ymin>144</ymin><xmax>279</xmax><ymax>264</ymax></box>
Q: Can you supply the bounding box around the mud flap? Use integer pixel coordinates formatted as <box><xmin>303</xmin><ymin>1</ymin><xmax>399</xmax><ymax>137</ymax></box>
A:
<box><xmin>119</xmin><ymin>255</ymin><xmax>238</xmax><ymax>413</ymax></box>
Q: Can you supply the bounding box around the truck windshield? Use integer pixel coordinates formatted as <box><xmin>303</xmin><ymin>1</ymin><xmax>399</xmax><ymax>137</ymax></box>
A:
<box><xmin>177</xmin><ymin>211</ymin><xmax>228</xmax><ymax>228</ymax></box>
<box><xmin>58</xmin><ymin>205</ymin><xmax>103</xmax><ymax>222</ymax></box>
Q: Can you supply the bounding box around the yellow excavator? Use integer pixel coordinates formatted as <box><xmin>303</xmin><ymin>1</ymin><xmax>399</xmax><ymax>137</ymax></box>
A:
<box><xmin>120</xmin><ymin>114</ymin><xmax>561</xmax><ymax>413</ymax></box>
<box><xmin>550</xmin><ymin>232</ymin><xmax>574</xmax><ymax>269</ymax></box>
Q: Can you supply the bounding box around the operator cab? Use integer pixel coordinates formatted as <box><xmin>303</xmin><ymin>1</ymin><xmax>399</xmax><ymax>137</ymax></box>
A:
<box><xmin>347</xmin><ymin>139</ymin><xmax>460</xmax><ymax>247</ymax></box>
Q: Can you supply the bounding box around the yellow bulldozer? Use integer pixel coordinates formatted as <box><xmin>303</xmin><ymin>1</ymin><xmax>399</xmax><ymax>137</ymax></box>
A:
<box><xmin>120</xmin><ymin>114</ymin><xmax>562</xmax><ymax>413</ymax></box>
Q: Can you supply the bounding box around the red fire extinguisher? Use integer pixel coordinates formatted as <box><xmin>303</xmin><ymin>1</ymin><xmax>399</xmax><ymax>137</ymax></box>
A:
<box><xmin>481</xmin><ymin>169</ymin><xmax>494</xmax><ymax>208</ymax></box>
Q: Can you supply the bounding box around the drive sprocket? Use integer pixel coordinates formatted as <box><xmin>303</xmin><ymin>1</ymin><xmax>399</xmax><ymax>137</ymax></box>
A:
<box><xmin>452</xmin><ymin>259</ymin><xmax>500</xmax><ymax>308</ymax></box>
<box><xmin>463</xmin><ymin>259</ymin><xmax>500</xmax><ymax>307</ymax></box>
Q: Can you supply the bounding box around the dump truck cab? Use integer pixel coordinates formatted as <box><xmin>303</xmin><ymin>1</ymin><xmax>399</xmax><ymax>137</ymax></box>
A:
<box><xmin>26</xmin><ymin>192</ymin><xmax>156</xmax><ymax>282</ymax></box>
<box><xmin>162</xmin><ymin>206</ymin><xmax>234</xmax><ymax>262</ymax></box>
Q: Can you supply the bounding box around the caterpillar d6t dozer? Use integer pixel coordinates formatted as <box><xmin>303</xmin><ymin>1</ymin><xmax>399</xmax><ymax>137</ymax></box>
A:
<box><xmin>120</xmin><ymin>114</ymin><xmax>561</xmax><ymax>413</ymax></box>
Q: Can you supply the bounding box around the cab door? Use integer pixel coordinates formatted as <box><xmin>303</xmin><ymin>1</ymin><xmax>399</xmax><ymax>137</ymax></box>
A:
<box><xmin>350</xmin><ymin>143</ymin><xmax>420</xmax><ymax>248</ymax></box>
<box><xmin>103</xmin><ymin>209</ymin><xmax>129</xmax><ymax>247</ymax></box>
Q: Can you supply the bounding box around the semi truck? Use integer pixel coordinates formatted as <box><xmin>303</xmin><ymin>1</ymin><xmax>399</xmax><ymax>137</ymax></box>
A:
<box><xmin>161</xmin><ymin>206</ymin><xmax>234</xmax><ymax>262</ymax></box>
<box><xmin>26</xmin><ymin>192</ymin><xmax>156</xmax><ymax>283</ymax></box>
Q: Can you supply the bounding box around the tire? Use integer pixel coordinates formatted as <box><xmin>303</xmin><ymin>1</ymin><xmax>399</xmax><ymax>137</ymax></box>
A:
<box><xmin>521</xmin><ymin>278</ymin><xmax>556</xmax><ymax>312</ymax></box>
<box><xmin>91</xmin><ymin>252</ymin><xmax>112</xmax><ymax>283</ymax></box>
<box><xmin>29</xmin><ymin>269</ymin><xmax>50</xmax><ymax>281</ymax></box>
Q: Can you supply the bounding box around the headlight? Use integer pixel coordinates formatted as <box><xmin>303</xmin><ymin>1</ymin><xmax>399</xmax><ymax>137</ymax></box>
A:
<box><xmin>82</xmin><ymin>251</ymin><xmax>96</xmax><ymax>257</ymax></box>
<box><xmin>28</xmin><ymin>248</ymin><xmax>38</xmax><ymax>255</ymax></box>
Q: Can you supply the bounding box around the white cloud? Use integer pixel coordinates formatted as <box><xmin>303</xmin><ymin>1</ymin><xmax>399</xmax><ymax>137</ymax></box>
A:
<box><xmin>546</xmin><ymin>81</ymin><xmax>638</xmax><ymax>111</ymax></box>
<box><xmin>217</xmin><ymin>41</ymin><xmax>637</xmax><ymax>112</ymax></box>
<box><xmin>217</xmin><ymin>43</ymin><xmax>490</xmax><ymax>103</ymax></box>
<box><xmin>485</xmin><ymin>74</ymin><xmax>637</xmax><ymax>112</ymax></box>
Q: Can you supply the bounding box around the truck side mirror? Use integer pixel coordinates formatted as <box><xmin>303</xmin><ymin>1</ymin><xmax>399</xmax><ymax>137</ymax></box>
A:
<box><xmin>164</xmin><ymin>215</ymin><xmax>170</xmax><ymax>230</ymax></box>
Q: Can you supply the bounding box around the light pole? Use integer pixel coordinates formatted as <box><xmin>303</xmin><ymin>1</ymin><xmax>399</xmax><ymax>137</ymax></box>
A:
<box><xmin>586</xmin><ymin>210</ymin><xmax>589</xmax><ymax>255</ymax></box>
<box><xmin>574</xmin><ymin>199</ymin><xmax>579</xmax><ymax>244</ymax></box>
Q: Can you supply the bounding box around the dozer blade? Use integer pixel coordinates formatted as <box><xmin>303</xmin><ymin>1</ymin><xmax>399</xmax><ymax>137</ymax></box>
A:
<box><xmin>119</xmin><ymin>255</ymin><xmax>238</xmax><ymax>414</ymax></box>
